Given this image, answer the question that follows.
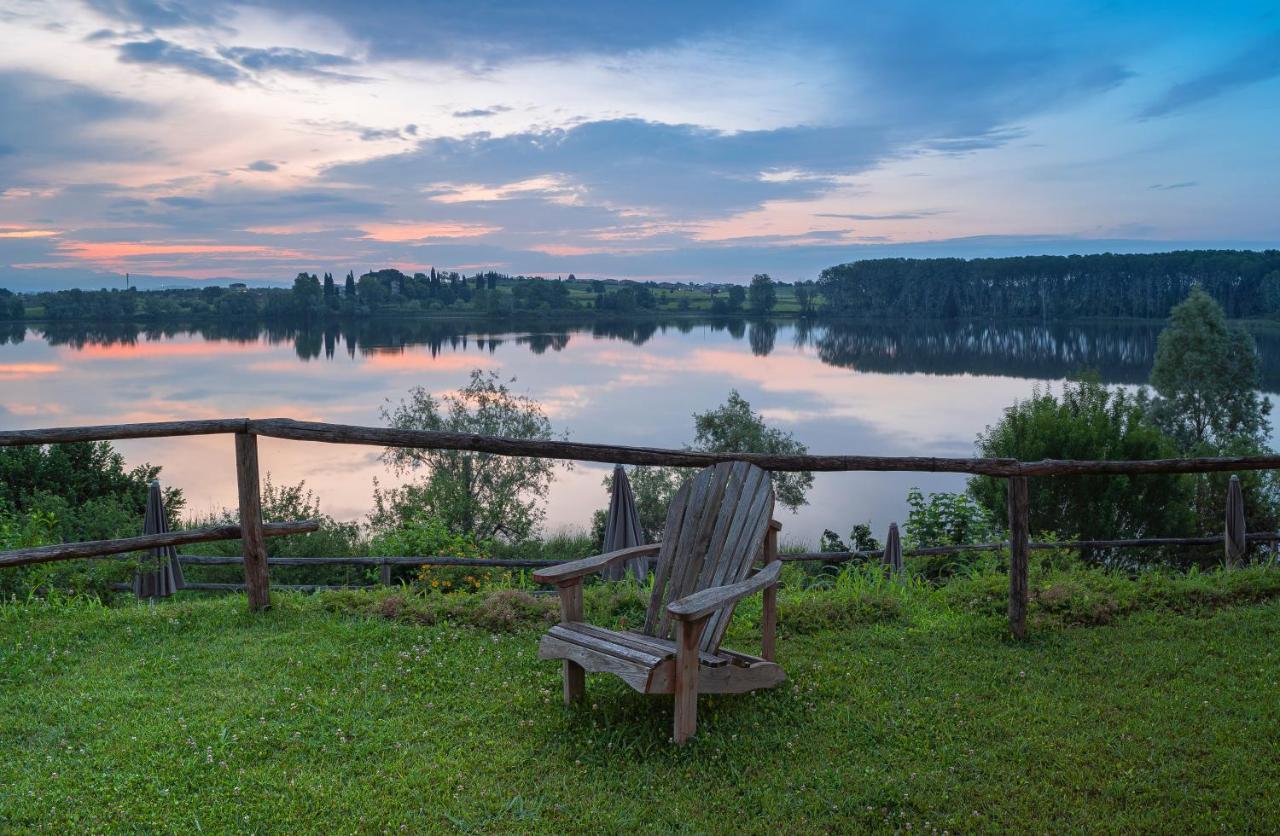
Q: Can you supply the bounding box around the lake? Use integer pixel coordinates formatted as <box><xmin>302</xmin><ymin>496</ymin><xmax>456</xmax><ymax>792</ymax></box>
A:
<box><xmin>3</xmin><ymin>317</ymin><xmax>1278</xmax><ymax>547</ymax></box>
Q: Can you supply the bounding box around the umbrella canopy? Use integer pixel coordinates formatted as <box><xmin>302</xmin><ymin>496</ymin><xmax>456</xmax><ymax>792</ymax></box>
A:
<box><xmin>883</xmin><ymin>522</ymin><xmax>903</xmax><ymax>574</ymax></box>
<box><xmin>133</xmin><ymin>479</ymin><xmax>185</xmax><ymax>598</ymax></box>
<box><xmin>1225</xmin><ymin>475</ymin><xmax>1247</xmax><ymax>568</ymax></box>
<box><xmin>602</xmin><ymin>465</ymin><xmax>646</xmax><ymax>581</ymax></box>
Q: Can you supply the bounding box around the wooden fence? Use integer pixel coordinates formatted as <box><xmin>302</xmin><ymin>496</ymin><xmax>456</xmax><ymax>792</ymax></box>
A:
<box><xmin>4</xmin><ymin>417</ymin><xmax>1280</xmax><ymax>638</ymax></box>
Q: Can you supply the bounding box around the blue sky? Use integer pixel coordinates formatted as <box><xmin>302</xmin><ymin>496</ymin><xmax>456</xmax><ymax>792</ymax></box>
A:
<box><xmin>0</xmin><ymin>0</ymin><xmax>1277</xmax><ymax>288</ymax></box>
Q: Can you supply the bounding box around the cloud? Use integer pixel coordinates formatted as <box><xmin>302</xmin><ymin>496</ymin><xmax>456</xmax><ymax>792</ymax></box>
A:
<box><xmin>85</xmin><ymin>0</ymin><xmax>221</xmax><ymax>30</ymax></box>
<box><xmin>359</xmin><ymin>222</ymin><xmax>500</xmax><ymax>242</ymax></box>
<box><xmin>118</xmin><ymin>39</ymin><xmax>245</xmax><ymax>84</ymax></box>
<box><xmin>218</xmin><ymin>46</ymin><xmax>366</xmax><ymax>82</ymax></box>
<box><xmin>815</xmin><ymin>211</ymin><xmax>944</xmax><ymax>221</ymax></box>
<box><xmin>1148</xmin><ymin>181</ymin><xmax>1197</xmax><ymax>191</ymax></box>
<box><xmin>246</xmin><ymin>160</ymin><xmax>279</xmax><ymax>172</ymax></box>
<box><xmin>300</xmin><ymin>119</ymin><xmax>418</xmax><ymax>142</ymax></box>
<box><xmin>0</xmin><ymin>71</ymin><xmax>151</xmax><ymax>189</ymax></box>
<box><xmin>248</xmin><ymin>0</ymin><xmax>756</xmax><ymax>64</ymax></box>
<box><xmin>1142</xmin><ymin>32</ymin><xmax>1280</xmax><ymax>118</ymax></box>
<box><xmin>452</xmin><ymin>106</ymin><xmax>511</xmax><ymax>118</ymax></box>
<box><xmin>325</xmin><ymin>119</ymin><xmax>895</xmax><ymax>218</ymax></box>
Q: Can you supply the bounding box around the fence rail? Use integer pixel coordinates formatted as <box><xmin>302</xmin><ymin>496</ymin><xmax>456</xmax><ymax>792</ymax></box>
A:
<box><xmin>2</xmin><ymin>417</ymin><xmax>1277</xmax><ymax>638</ymax></box>
<box><xmin>6</xmin><ymin>417</ymin><xmax>1280</xmax><ymax>477</ymax></box>
<box><xmin>0</xmin><ymin>520</ymin><xmax>319</xmax><ymax>568</ymax></box>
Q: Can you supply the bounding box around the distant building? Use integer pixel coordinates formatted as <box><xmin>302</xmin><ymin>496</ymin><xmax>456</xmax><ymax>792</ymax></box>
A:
<box><xmin>229</xmin><ymin>282</ymin><xmax>248</xmax><ymax>292</ymax></box>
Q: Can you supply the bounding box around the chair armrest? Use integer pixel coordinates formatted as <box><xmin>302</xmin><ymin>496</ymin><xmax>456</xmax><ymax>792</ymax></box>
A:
<box><xmin>666</xmin><ymin>560</ymin><xmax>782</xmax><ymax>622</ymax></box>
<box><xmin>532</xmin><ymin>543</ymin><xmax>661</xmax><ymax>585</ymax></box>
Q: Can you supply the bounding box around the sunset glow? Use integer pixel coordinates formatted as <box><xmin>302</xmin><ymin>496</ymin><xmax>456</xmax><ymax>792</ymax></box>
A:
<box><xmin>0</xmin><ymin>2</ymin><xmax>1273</xmax><ymax>290</ymax></box>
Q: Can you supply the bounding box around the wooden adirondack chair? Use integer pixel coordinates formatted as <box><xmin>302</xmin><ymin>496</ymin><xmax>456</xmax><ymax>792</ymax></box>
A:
<box><xmin>533</xmin><ymin>461</ymin><xmax>784</xmax><ymax>743</ymax></box>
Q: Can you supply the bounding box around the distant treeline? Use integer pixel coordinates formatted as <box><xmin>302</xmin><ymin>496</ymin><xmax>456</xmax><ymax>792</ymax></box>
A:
<box><xmin>1</xmin><ymin>268</ymin><xmax>785</xmax><ymax>322</ymax></box>
<box><xmin>5</xmin><ymin>250</ymin><xmax>1280</xmax><ymax>323</ymax></box>
<box><xmin>818</xmin><ymin>250</ymin><xmax>1280</xmax><ymax>319</ymax></box>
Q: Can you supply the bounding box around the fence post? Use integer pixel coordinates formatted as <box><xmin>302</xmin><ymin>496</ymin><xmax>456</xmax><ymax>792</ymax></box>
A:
<box><xmin>761</xmin><ymin>521</ymin><xmax>780</xmax><ymax>662</ymax></box>
<box><xmin>235</xmin><ymin>431</ymin><xmax>271</xmax><ymax>611</ymax></box>
<box><xmin>1006</xmin><ymin>474</ymin><xmax>1029</xmax><ymax>639</ymax></box>
<box><xmin>380</xmin><ymin>558</ymin><xmax>392</xmax><ymax>587</ymax></box>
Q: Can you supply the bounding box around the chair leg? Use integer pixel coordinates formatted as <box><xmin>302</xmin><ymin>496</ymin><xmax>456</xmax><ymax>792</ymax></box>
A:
<box><xmin>563</xmin><ymin>660</ymin><xmax>585</xmax><ymax>704</ymax></box>
<box><xmin>673</xmin><ymin>618</ymin><xmax>706</xmax><ymax>744</ymax></box>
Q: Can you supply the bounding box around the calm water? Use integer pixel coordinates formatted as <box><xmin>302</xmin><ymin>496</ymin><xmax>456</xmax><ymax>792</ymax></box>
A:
<box><xmin>3</xmin><ymin>317</ymin><xmax>1277</xmax><ymax>546</ymax></box>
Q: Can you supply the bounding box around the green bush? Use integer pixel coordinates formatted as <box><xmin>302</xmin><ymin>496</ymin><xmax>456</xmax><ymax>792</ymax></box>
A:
<box><xmin>368</xmin><ymin>512</ymin><xmax>490</xmax><ymax>593</ymax></box>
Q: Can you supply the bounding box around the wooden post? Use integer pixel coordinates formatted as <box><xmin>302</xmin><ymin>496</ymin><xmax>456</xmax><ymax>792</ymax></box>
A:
<box><xmin>1006</xmin><ymin>474</ymin><xmax>1029</xmax><ymax>640</ymax></box>
<box><xmin>761</xmin><ymin>521</ymin><xmax>780</xmax><ymax>662</ymax></box>
<box><xmin>557</xmin><ymin>581</ymin><xmax>585</xmax><ymax>703</ymax></box>
<box><xmin>673</xmin><ymin>616</ymin><xmax>707</xmax><ymax>744</ymax></box>
<box><xmin>235</xmin><ymin>432</ymin><xmax>271</xmax><ymax>612</ymax></box>
<box><xmin>380</xmin><ymin>558</ymin><xmax>392</xmax><ymax>587</ymax></box>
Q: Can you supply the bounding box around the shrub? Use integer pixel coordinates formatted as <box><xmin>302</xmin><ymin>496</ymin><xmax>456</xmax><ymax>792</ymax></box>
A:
<box><xmin>368</xmin><ymin>513</ymin><xmax>489</xmax><ymax>593</ymax></box>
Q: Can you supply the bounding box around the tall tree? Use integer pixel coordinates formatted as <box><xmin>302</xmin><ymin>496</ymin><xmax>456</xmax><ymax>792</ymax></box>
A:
<box><xmin>291</xmin><ymin>272</ymin><xmax>321</xmax><ymax>308</ymax></box>
<box><xmin>1148</xmin><ymin>287</ymin><xmax>1271</xmax><ymax>451</ymax></box>
<box><xmin>375</xmin><ymin>370</ymin><xmax>566</xmax><ymax>541</ymax></box>
<box><xmin>747</xmin><ymin>273</ymin><xmax>777</xmax><ymax>314</ymax></box>
<box><xmin>691</xmin><ymin>390</ymin><xmax>813</xmax><ymax>511</ymax></box>
<box><xmin>794</xmin><ymin>283</ymin><xmax>815</xmax><ymax>317</ymax></box>
<box><xmin>344</xmin><ymin>270</ymin><xmax>356</xmax><ymax>298</ymax></box>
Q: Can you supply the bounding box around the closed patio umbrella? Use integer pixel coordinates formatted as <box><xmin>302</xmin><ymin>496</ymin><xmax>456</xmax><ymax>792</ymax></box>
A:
<box><xmin>133</xmin><ymin>479</ymin><xmax>185</xmax><ymax>598</ymax></box>
<box><xmin>883</xmin><ymin>522</ymin><xmax>903</xmax><ymax>574</ymax></box>
<box><xmin>602</xmin><ymin>465</ymin><xmax>646</xmax><ymax>581</ymax></box>
<box><xmin>1225</xmin><ymin>475</ymin><xmax>1247</xmax><ymax>568</ymax></box>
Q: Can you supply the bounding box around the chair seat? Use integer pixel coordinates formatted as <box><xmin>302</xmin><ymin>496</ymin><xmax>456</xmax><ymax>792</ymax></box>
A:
<box><xmin>539</xmin><ymin>621</ymin><xmax>784</xmax><ymax>695</ymax></box>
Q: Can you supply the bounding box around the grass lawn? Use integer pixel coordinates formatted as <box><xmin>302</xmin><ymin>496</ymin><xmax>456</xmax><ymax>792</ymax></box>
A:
<box><xmin>2</xmin><ymin>584</ymin><xmax>1278</xmax><ymax>832</ymax></box>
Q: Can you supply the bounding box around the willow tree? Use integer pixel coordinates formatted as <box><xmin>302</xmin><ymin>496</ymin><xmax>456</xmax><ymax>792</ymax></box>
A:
<box><xmin>374</xmin><ymin>370</ymin><xmax>566</xmax><ymax>542</ymax></box>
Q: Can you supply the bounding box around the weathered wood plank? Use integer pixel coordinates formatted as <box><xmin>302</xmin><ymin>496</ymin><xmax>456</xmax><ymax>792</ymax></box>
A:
<box><xmin>673</xmin><ymin>617</ymin><xmax>706</xmax><ymax>744</ymax></box>
<box><xmin>697</xmin><ymin>659</ymin><xmax>786</xmax><ymax>695</ymax></box>
<box><xmin>11</xmin><ymin>417</ymin><xmax>1280</xmax><ymax>478</ymax></box>
<box><xmin>0</xmin><ymin>520</ymin><xmax>319</xmax><ymax>568</ymax></box>
<box><xmin>0</xmin><ymin>419</ymin><xmax>248</xmax><ymax>446</ymax></box>
<box><xmin>249</xmin><ymin>417</ymin><xmax>1023</xmax><ymax>475</ymax></box>
<box><xmin>235</xmin><ymin>432</ymin><xmax>271</xmax><ymax>612</ymax></box>
<box><xmin>546</xmin><ymin>623</ymin><xmax>666</xmax><ymax>668</ymax></box>
<box><xmin>566</xmin><ymin>623</ymin><xmax>728</xmax><ymax>667</ymax></box>
<box><xmin>537</xmin><ymin>635</ymin><xmax>657</xmax><ymax>693</ymax></box>
<box><xmin>667</xmin><ymin>561</ymin><xmax>781</xmax><ymax>623</ymax></box>
<box><xmin>643</xmin><ymin>478</ymin><xmax>696</xmax><ymax>634</ymax></box>
<box><xmin>702</xmin><ymin>469</ymin><xmax>774</xmax><ymax>651</ymax></box>
<box><xmin>531</xmin><ymin>543</ymin><xmax>660</xmax><ymax>583</ymax></box>
<box><xmin>556</xmin><ymin>582</ymin><xmax>585</xmax><ymax>704</ymax></box>
<box><xmin>1007</xmin><ymin>475</ymin><xmax>1030</xmax><ymax>640</ymax></box>
<box><xmin>761</xmin><ymin>523</ymin><xmax>780</xmax><ymax>663</ymax></box>
<box><xmin>173</xmin><ymin>554</ymin><xmax>562</xmax><ymax>567</ymax></box>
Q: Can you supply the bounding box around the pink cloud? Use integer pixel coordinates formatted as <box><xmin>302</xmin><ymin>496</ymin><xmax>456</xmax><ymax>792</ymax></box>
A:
<box><xmin>55</xmin><ymin>240</ymin><xmax>306</xmax><ymax>269</ymax></box>
<box><xmin>0</xmin><ymin>362</ymin><xmax>62</xmax><ymax>379</ymax></box>
<box><xmin>70</xmin><ymin>341</ymin><xmax>270</xmax><ymax>360</ymax></box>
<box><xmin>359</xmin><ymin>222</ymin><xmax>499</xmax><ymax>242</ymax></box>
<box><xmin>0</xmin><ymin>226</ymin><xmax>60</xmax><ymax>239</ymax></box>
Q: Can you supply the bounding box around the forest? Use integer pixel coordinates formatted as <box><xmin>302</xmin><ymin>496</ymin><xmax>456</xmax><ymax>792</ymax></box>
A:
<box><xmin>818</xmin><ymin>249</ymin><xmax>1280</xmax><ymax>319</ymax></box>
<box><xmin>0</xmin><ymin>269</ymin><xmax>790</xmax><ymax>322</ymax></box>
<box><xmin>3</xmin><ymin>250</ymin><xmax>1280</xmax><ymax>323</ymax></box>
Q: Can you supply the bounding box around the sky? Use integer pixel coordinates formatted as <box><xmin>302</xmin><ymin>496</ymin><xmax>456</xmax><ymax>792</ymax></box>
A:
<box><xmin>0</xmin><ymin>0</ymin><xmax>1278</xmax><ymax>289</ymax></box>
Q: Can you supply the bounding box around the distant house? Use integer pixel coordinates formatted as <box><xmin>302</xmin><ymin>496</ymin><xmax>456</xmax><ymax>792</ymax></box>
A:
<box><xmin>229</xmin><ymin>283</ymin><xmax>248</xmax><ymax>292</ymax></box>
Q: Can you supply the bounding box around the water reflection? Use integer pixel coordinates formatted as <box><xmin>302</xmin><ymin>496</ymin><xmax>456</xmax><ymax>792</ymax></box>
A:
<box><xmin>9</xmin><ymin>315</ymin><xmax>1280</xmax><ymax>544</ymax></box>
<box><xmin>28</xmin><ymin>316</ymin><xmax>1280</xmax><ymax>385</ymax></box>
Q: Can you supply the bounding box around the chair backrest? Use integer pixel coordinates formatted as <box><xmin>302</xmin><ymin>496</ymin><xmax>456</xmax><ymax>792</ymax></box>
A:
<box><xmin>642</xmin><ymin>461</ymin><xmax>774</xmax><ymax>653</ymax></box>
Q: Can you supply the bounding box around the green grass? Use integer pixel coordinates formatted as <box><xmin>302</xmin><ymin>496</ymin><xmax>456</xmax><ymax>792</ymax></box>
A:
<box><xmin>2</xmin><ymin>569</ymin><xmax>1279</xmax><ymax>832</ymax></box>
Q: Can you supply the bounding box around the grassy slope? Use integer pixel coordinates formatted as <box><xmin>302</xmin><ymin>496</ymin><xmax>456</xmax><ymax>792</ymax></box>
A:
<box><xmin>2</xmin><ymin>591</ymin><xmax>1278</xmax><ymax>833</ymax></box>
